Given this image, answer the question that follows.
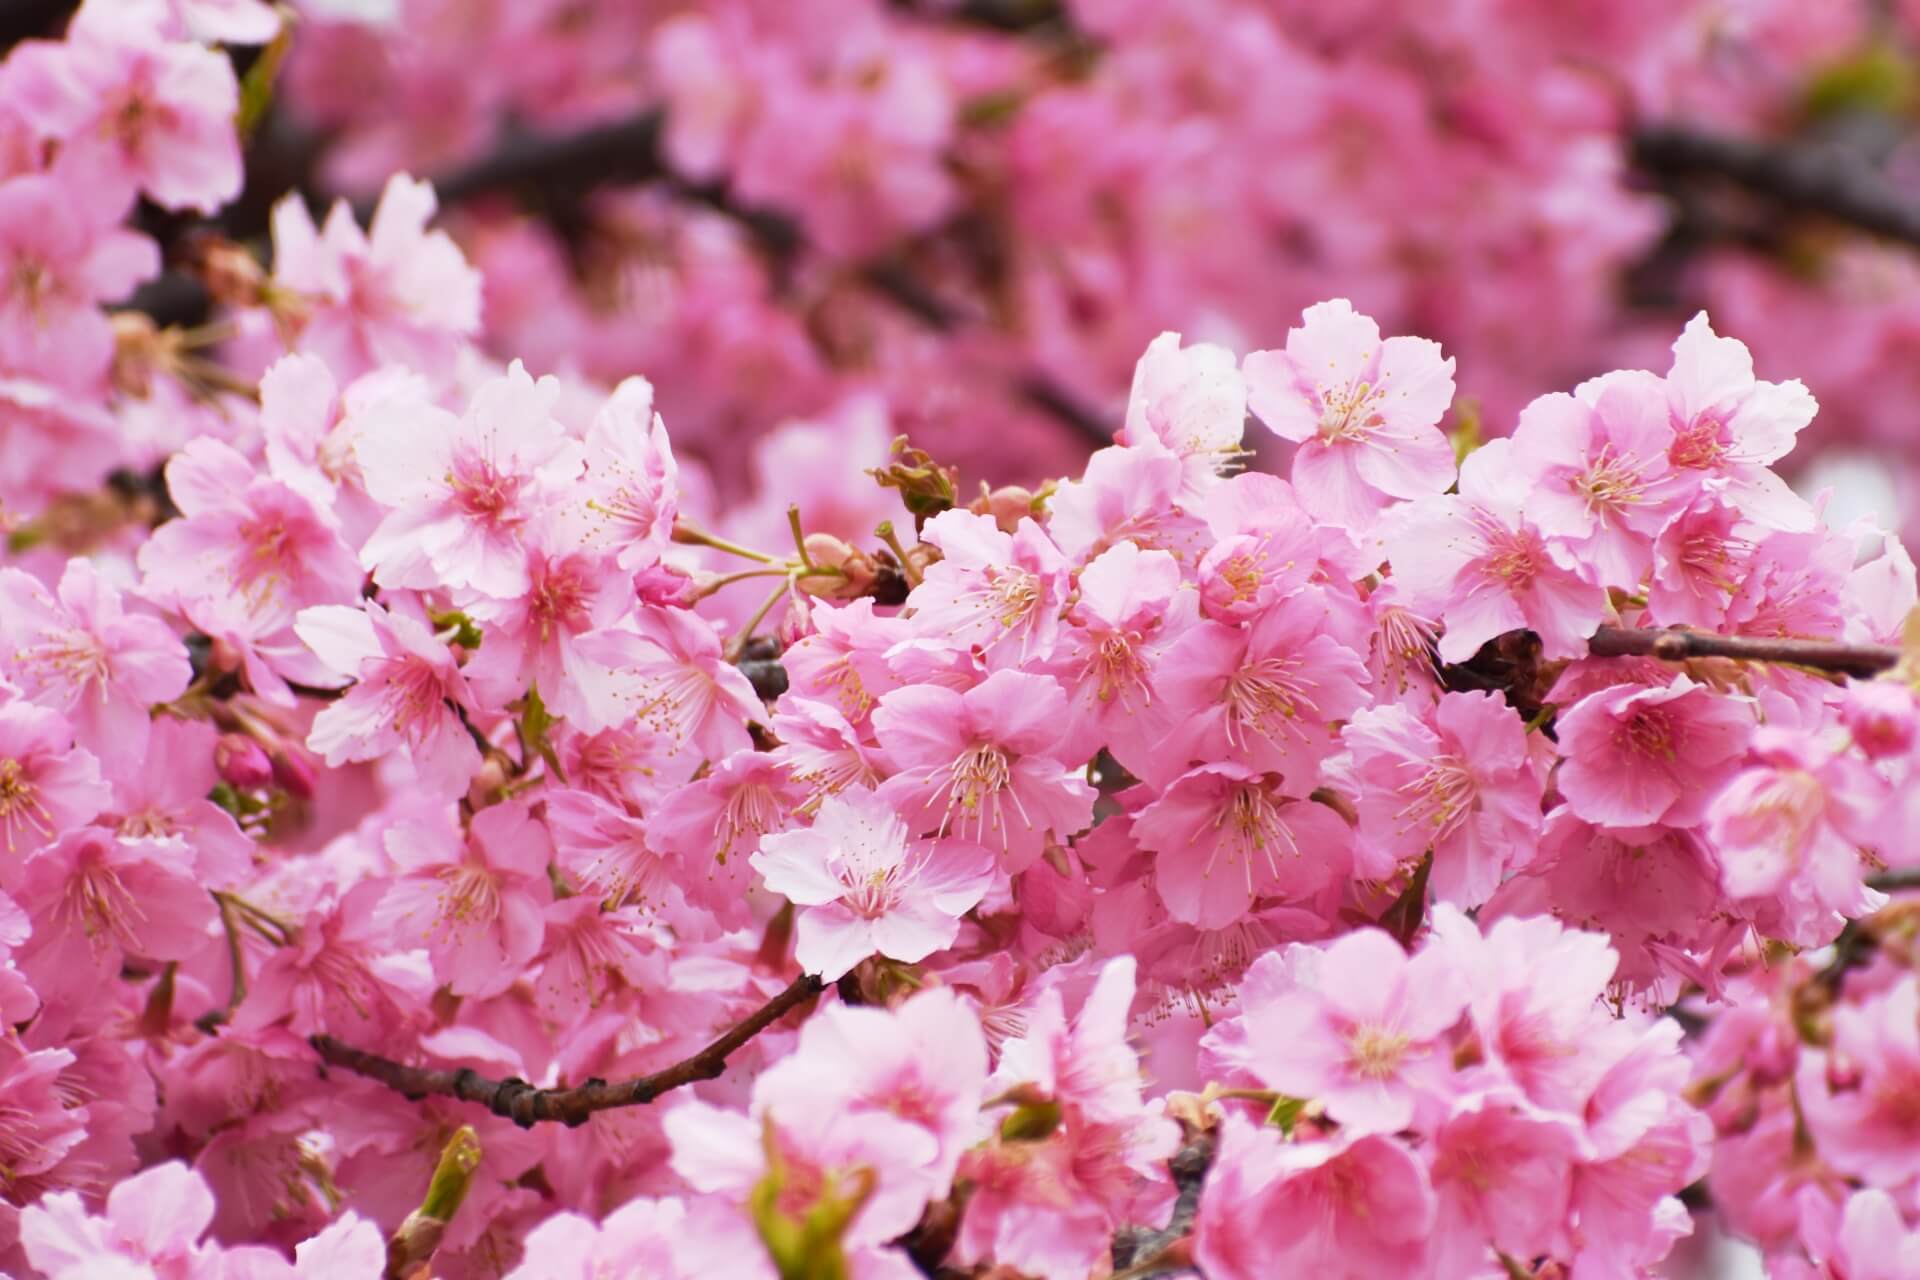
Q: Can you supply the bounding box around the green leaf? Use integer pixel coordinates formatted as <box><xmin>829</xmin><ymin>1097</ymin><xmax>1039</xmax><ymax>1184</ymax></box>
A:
<box><xmin>235</xmin><ymin>12</ymin><xmax>297</xmax><ymax>144</ymax></box>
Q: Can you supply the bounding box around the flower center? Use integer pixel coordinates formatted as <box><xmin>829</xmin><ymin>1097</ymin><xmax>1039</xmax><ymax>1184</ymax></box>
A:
<box><xmin>1392</xmin><ymin>754</ymin><xmax>1477</xmax><ymax>840</ymax></box>
<box><xmin>448</xmin><ymin>451</ymin><xmax>524</xmax><ymax>524</ymax></box>
<box><xmin>1619</xmin><ymin>707</ymin><xmax>1677</xmax><ymax>761</ymax></box>
<box><xmin>1087</xmin><ymin>631</ymin><xmax>1150</xmax><ymax>707</ymax></box>
<box><xmin>0</xmin><ymin>758</ymin><xmax>51</xmax><ymax>853</ymax></box>
<box><xmin>1222</xmin><ymin>657</ymin><xmax>1319</xmax><ymax>746</ymax></box>
<box><xmin>1573</xmin><ymin>443</ymin><xmax>1651</xmax><ymax>519</ymax></box>
<box><xmin>1348</xmin><ymin>1023</ymin><xmax>1411</xmax><ymax>1081</ymax></box>
<box><xmin>1669</xmin><ymin>414</ymin><xmax>1728</xmax><ymax>471</ymax></box>
<box><xmin>1318</xmin><ymin>381</ymin><xmax>1384</xmax><ymax>444</ymax></box>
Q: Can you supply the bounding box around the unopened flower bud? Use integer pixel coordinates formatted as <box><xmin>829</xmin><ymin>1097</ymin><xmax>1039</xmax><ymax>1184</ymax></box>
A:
<box><xmin>270</xmin><ymin>748</ymin><xmax>317</xmax><ymax>800</ymax></box>
<box><xmin>634</xmin><ymin>562</ymin><xmax>698</xmax><ymax>608</ymax></box>
<box><xmin>972</xmin><ymin>484</ymin><xmax>1035</xmax><ymax>534</ymax></box>
<box><xmin>215</xmin><ymin>733</ymin><xmax>274</xmax><ymax>791</ymax></box>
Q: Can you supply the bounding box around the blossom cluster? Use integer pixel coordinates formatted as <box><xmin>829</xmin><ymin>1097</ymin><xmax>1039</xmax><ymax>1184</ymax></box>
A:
<box><xmin>257</xmin><ymin>0</ymin><xmax>1920</xmax><ymax>525</ymax></box>
<box><xmin>7</xmin><ymin>2</ymin><xmax>1920</xmax><ymax>1279</ymax></box>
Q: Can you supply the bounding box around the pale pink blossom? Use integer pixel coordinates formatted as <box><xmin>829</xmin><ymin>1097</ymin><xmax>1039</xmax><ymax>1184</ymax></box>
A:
<box><xmin>376</xmin><ymin>799</ymin><xmax>552</xmax><ymax>998</ymax></box>
<box><xmin>270</xmin><ymin>173</ymin><xmax>482</xmax><ymax>381</ymax></box>
<box><xmin>1338</xmin><ymin>689</ymin><xmax>1544</xmax><ymax>905</ymax></box>
<box><xmin>1244</xmin><ymin>298</ymin><xmax>1457</xmax><ymax>530</ymax></box>
<box><xmin>958</xmin><ymin>957</ymin><xmax>1180</xmax><ymax>1280</ymax></box>
<box><xmin>1238</xmin><ymin>928</ymin><xmax>1466</xmax><ymax>1134</ymax></box>
<box><xmin>356</xmin><ymin>360</ymin><xmax>574</xmax><ymax>597</ymax></box>
<box><xmin>1663</xmin><ymin>311</ymin><xmax>1818</xmax><ymax>531</ymax></box>
<box><xmin>0</xmin><ymin>557</ymin><xmax>190</xmax><ymax>770</ymax></box>
<box><xmin>294</xmin><ymin>601</ymin><xmax>482</xmax><ymax>797</ymax></box>
<box><xmin>140</xmin><ymin>437</ymin><xmax>362</xmax><ymax>616</ymax></box>
<box><xmin>5</xmin><ymin>0</ymin><xmax>241</xmax><ymax>214</ymax></box>
<box><xmin>1509</xmin><ymin>371</ymin><xmax>1692</xmax><ymax>588</ymax></box>
<box><xmin>0</xmin><ymin>172</ymin><xmax>158</xmax><ymax>388</ymax></box>
<box><xmin>566</xmin><ymin>376</ymin><xmax>680</xmax><ymax>573</ymax></box>
<box><xmin>755</xmin><ymin>987</ymin><xmax>989</xmax><ymax>1199</ymax></box>
<box><xmin>576</xmin><ymin>606</ymin><xmax>763</xmax><ymax>758</ymax></box>
<box><xmin>873</xmin><ymin>670</ymin><xmax>1095</xmax><ymax>873</ymax></box>
<box><xmin>899</xmin><ymin>509</ymin><xmax>1071</xmax><ymax>665</ymax></box>
<box><xmin>1385</xmin><ymin>438</ymin><xmax>1610</xmax><ymax>663</ymax></box>
<box><xmin>20</xmin><ymin>1159</ymin><xmax>219</xmax><ymax>1280</ymax></box>
<box><xmin>1117</xmin><ymin>330</ymin><xmax>1247</xmax><ymax>496</ymax></box>
<box><xmin>752</xmin><ymin>789</ymin><xmax>994</xmax><ymax>981</ymax></box>
<box><xmin>0</xmin><ymin>701</ymin><xmax>108</xmax><ymax>859</ymax></box>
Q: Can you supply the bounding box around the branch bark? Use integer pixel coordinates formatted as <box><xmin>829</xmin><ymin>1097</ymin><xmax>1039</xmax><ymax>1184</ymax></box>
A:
<box><xmin>1587</xmin><ymin>625</ymin><xmax>1900</xmax><ymax>678</ymax></box>
<box><xmin>1631</xmin><ymin>124</ymin><xmax>1920</xmax><ymax>249</ymax></box>
<box><xmin>311</xmin><ymin>973</ymin><xmax>822</xmax><ymax>1128</ymax></box>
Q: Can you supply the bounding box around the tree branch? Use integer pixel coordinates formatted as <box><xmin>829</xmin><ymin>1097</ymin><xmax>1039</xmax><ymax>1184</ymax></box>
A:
<box><xmin>1631</xmin><ymin>123</ymin><xmax>1920</xmax><ymax>249</ymax></box>
<box><xmin>309</xmin><ymin>973</ymin><xmax>822</xmax><ymax>1128</ymax></box>
<box><xmin>1588</xmin><ymin>625</ymin><xmax>1899</xmax><ymax>678</ymax></box>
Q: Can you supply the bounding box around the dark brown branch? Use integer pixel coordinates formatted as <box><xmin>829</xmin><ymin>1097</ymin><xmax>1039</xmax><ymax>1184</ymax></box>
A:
<box><xmin>311</xmin><ymin>973</ymin><xmax>822</xmax><ymax>1127</ymax></box>
<box><xmin>1588</xmin><ymin>625</ymin><xmax>1900</xmax><ymax>678</ymax></box>
<box><xmin>1632</xmin><ymin>124</ymin><xmax>1920</xmax><ymax>249</ymax></box>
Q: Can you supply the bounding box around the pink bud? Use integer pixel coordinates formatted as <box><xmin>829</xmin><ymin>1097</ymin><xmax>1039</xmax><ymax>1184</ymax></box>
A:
<box><xmin>634</xmin><ymin>562</ymin><xmax>698</xmax><ymax>608</ymax></box>
<box><xmin>215</xmin><ymin>733</ymin><xmax>273</xmax><ymax>790</ymax></box>
<box><xmin>270</xmin><ymin>747</ymin><xmax>318</xmax><ymax>800</ymax></box>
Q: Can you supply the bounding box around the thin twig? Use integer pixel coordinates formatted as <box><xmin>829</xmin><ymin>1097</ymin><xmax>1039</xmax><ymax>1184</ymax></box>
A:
<box><xmin>1588</xmin><ymin>625</ymin><xmax>1900</xmax><ymax>678</ymax></box>
<box><xmin>310</xmin><ymin>973</ymin><xmax>823</xmax><ymax>1127</ymax></box>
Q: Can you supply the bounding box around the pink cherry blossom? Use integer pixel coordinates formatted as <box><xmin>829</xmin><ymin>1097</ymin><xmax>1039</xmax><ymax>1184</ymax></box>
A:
<box><xmin>1194</xmin><ymin>1116</ymin><xmax>1435</xmax><ymax>1280</ymax></box>
<box><xmin>1384</xmin><ymin>438</ymin><xmax>1610</xmax><ymax>663</ymax></box>
<box><xmin>19</xmin><ymin>1159</ymin><xmax>218</xmax><ymax>1280</ymax></box>
<box><xmin>0</xmin><ymin>701</ymin><xmax>108</xmax><ymax>859</ymax></box>
<box><xmin>1153</xmin><ymin>589</ymin><xmax>1372</xmax><ymax>788</ymax></box>
<box><xmin>1244</xmin><ymin>298</ymin><xmax>1458</xmax><ymax>530</ymax></box>
<box><xmin>15</xmin><ymin>828</ymin><xmax>213</xmax><ymax>1029</ymax></box>
<box><xmin>755</xmin><ymin>986</ymin><xmax>989</xmax><ymax>1198</ymax></box>
<box><xmin>0</xmin><ymin>558</ymin><xmax>190</xmax><ymax>770</ymax></box>
<box><xmin>959</xmin><ymin>957</ymin><xmax>1179</xmax><ymax>1280</ymax></box>
<box><xmin>544</xmin><ymin>786</ymin><xmax>671</xmax><ymax>910</ymax></box>
<box><xmin>356</xmin><ymin>361</ymin><xmax>575</xmax><ymax>597</ymax></box>
<box><xmin>1663</xmin><ymin>312</ymin><xmax>1818</xmax><ymax>532</ymax></box>
<box><xmin>0</xmin><ymin>172</ymin><xmax>158</xmax><ymax>388</ymax></box>
<box><xmin>1117</xmin><ymin>330</ymin><xmax>1248</xmax><ymax>496</ymax></box>
<box><xmin>1426</xmin><ymin>1090</ymin><xmax>1584</xmax><ymax>1279</ymax></box>
<box><xmin>1796</xmin><ymin>974</ymin><xmax>1920</xmax><ymax>1186</ymax></box>
<box><xmin>568</xmin><ymin>376</ymin><xmax>680</xmax><ymax>573</ymax></box>
<box><xmin>270</xmin><ymin>173</ymin><xmax>482</xmax><ymax>381</ymax></box>
<box><xmin>140</xmin><ymin>438</ymin><xmax>363</xmax><ymax>617</ymax></box>
<box><xmin>1337</xmin><ymin>689</ymin><xmax>1544</xmax><ymax>905</ymax></box>
<box><xmin>1708</xmin><ymin>728</ymin><xmax>1886</xmax><ymax>941</ymax></box>
<box><xmin>1238</xmin><ymin>928</ymin><xmax>1466</xmax><ymax>1134</ymax></box>
<box><xmin>5</xmin><ymin>0</ymin><xmax>241</xmax><ymax>214</ymax></box>
<box><xmin>376</xmin><ymin>799</ymin><xmax>552</xmax><ymax>998</ymax></box>
<box><xmin>899</xmin><ymin>508</ymin><xmax>1071</xmax><ymax>664</ymax></box>
<box><xmin>1554</xmin><ymin>676</ymin><xmax>1753</xmax><ymax>828</ymax></box>
<box><xmin>872</xmin><ymin>669</ymin><xmax>1095</xmax><ymax>873</ymax></box>
<box><xmin>1509</xmin><ymin>371</ymin><xmax>1692</xmax><ymax>587</ymax></box>
<box><xmin>577</xmin><ymin>605</ymin><xmax>764</xmax><ymax>758</ymax></box>
<box><xmin>294</xmin><ymin>600</ymin><xmax>483</xmax><ymax>797</ymax></box>
<box><xmin>752</xmin><ymin>789</ymin><xmax>994</xmax><ymax>981</ymax></box>
<box><xmin>1132</xmin><ymin>763</ymin><xmax>1352</xmax><ymax>928</ymax></box>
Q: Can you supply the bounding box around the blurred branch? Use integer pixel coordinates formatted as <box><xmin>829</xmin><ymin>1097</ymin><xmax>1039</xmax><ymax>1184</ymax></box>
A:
<box><xmin>1632</xmin><ymin>123</ymin><xmax>1920</xmax><ymax>248</ymax></box>
<box><xmin>0</xmin><ymin>0</ymin><xmax>73</xmax><ymax>50</ymax></box>
<box><xmin>311</xmin><ymin>973</ymin><xmax>822</xmax><ymax>1128</ymax></box>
